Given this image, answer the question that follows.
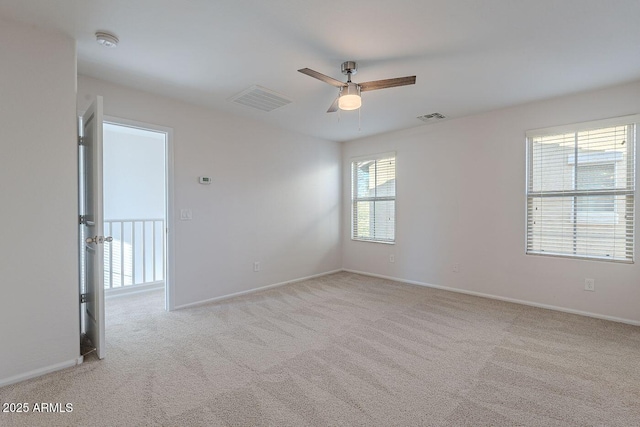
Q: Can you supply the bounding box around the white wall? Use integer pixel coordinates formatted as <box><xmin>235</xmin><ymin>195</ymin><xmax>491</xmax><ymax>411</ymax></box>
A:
<box><xmin>78</xmin><ymin>76</ymin><xmax>342</xmax><ymax>308</ymax></box>
<box><xmin>0</xmin><ymin>19</ymin><xmax>79</xmax><ymax>384</ymax></box>
<box><xmin>103</xmin><ymin>124</ymin><xmax>165</xmax><ymax>220</ymax></box>
<box><xmin>342</xmin><ymin>81</ymin><xmax>640</xmax><ymax>324</ymax></box>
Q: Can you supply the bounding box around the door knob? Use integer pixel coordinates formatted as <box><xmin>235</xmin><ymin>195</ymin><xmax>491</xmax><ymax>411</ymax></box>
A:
<box><xmin>85</xmin><ymin>236</ymin><xmax>113</xmax><ymax>244</ymax></box>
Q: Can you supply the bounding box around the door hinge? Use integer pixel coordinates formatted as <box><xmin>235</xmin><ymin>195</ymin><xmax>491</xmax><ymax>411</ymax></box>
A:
<box><xmin>80</xmin><ymin>293</ymin><xmax>88</xmax><ymax>304</ymax></box>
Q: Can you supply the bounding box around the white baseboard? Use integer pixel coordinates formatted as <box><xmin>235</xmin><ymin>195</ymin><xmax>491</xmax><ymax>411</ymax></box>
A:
<box><xmin>343</xmin><ymin>269</ymin><xmax>640</xmax><ymax>327</ymax></box>
<box><xmin>174</xmin><ymin>269</ymin><xmax>343</xmax><ymax>310</ymax></box>
<box><xmin>106</xmin><ymin>282</ymin><xmax>164</xmax><ymax>299</ymax></box>
<box><xmin>0</xmin><ymin>357</ymin><xmax>83</xmax><ymax>388</ymax></box>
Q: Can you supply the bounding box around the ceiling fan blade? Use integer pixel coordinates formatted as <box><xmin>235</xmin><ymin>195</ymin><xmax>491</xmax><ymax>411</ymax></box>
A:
<box><xmin>298</xmin><ymin>68</ymin><xmax>346</xmax><ymax>88</ymax></box>
<box><xmin>359</xmin><ymin>76</ymin><xmax>416</xmax><ymax>92</ymax></box>
<box><xmin>327</xmin><ymin>97</ymin><xmax>339</xmax><ymax>113</ymax></box>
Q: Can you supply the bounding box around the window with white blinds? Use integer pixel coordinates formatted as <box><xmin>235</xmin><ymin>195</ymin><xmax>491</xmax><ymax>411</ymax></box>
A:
<box><xmin>352</xmin><ymin>154</ymin><xmax>396</xmax><ymax>243</ymax></box>
<box><xmin>526</xmin><ymin>117</ymin><xmax>636</xmax><ymax>262</ymax></box>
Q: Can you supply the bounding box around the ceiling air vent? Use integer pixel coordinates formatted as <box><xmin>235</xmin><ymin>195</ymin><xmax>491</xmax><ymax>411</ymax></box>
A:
<box><xmin>417</xmin><ymin>113</ymin><xmax>446</xmax><ymax>122</ymax></box>
<box><xmin>229</xmin><ymin>85</ymin><xmax>292</xmax><ymax>112</ymax></box>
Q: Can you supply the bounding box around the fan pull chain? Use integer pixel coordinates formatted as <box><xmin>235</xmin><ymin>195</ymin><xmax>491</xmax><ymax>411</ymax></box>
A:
<box><xmin>358</xmin><ymin>106</ymin><xmax>361</xmax><ymax>131</ymax></box>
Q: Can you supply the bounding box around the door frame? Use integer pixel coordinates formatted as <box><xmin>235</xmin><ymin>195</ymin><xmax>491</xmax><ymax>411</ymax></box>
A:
<box><xmin>103</xmin><ymin>115</ymin><xmax>175</xmax><ymax>311</ymax></box>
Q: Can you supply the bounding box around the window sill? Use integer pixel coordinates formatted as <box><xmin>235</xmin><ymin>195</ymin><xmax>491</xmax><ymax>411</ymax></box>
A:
<box><xmin>525</xmin><ymin>251</ymin><xmax>633</xmax><ymax>264</ymax></box>
<box><xmin>351</xmin><ymin>238</ymin><xmax>395</xmax><ymax>245</ymax></box>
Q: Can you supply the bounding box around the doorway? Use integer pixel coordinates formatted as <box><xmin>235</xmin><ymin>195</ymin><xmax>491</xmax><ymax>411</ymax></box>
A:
<box><xmin>102</xmin><ymin>118</ymin><xmax>173</xmax><ymax>311</ymax></box>
<box><xmin>79</xmin><ymin>98</ymin><xmax>174</xmax><ymax>359</ymax></box>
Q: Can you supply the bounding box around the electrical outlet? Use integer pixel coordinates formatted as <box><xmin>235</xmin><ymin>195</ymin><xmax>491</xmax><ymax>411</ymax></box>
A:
<box><xmin>452</xmin><ymin>263</ymin><xmax>459</xmax><ymax>273</ymax></box>
<box><xmin>253</xmin><ymin>261</ymin><xmax>260</xmax><ymax>272</ymax></box>
<box><xmin>389</xmin><ymin>254</ymin><xmax>395</xmax><ymax>263</ymax></box>
<box><xmin>584</xmin><ymin>278</ymin><xmax>595</xmax><ymax>292</ymax></box>
<box><xmin>179</xmin><ymin>209</ymin><xmax>192</xmax><ymax>221</ymax></box>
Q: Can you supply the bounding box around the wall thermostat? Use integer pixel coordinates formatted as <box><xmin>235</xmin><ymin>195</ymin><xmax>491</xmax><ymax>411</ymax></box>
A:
<box><xmin>199</xmin><ymin>176</ymin><xmax>212</xmax><ymax>185</ymax></box>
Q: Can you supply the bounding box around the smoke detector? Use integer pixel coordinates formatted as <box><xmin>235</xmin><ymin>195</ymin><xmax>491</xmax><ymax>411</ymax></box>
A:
<box><xmin>95</xmin><ymin>31</ymin><xmax>119</xmax><ymax>48</ymax></box>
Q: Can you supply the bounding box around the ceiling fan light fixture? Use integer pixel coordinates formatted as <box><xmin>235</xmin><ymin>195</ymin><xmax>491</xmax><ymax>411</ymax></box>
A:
<box><xmin>298</xmin><ymin>62</ymin><xmax>415</xmax><ymax>114</ymax></box>
<box><xmin>338</xmin><ymin>83</ymin><xmax>361</xmax><ymax>111</ymax></box>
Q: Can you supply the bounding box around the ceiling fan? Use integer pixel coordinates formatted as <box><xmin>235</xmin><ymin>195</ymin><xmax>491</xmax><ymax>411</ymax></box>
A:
<box><xmin>298</xmin><ymin>61</ymin><xmax>416</xmax><ymax>112</ymax></box>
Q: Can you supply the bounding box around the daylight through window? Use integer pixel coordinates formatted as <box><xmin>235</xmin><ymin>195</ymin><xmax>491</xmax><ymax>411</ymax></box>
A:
<box><xmin>526</xmin><ymin>117</ymin><xmax>636</xmax><ymax>262</ymax></box>
<box><xmin>352</xmin><ymin>154</ymin><xmax>396</xmax><ymax>243</ymax></box>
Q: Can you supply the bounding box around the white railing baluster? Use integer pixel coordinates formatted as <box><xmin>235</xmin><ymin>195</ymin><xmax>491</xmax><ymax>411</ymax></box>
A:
<box><xmin>131</xmin><ymin>221</ymin><xmax>136</xmax><ymax>285</ymax></box>
<box><xmin>142</xmin><ymin>222</ymin><xmax>146</xmax><ymax>284</ymax></box>
<box><xmin>120</xmin><ymin>220</ymin><xmax>124</xmax><ymax>287</ymax></box>
<box><xmin>103</xmin><ymin>218</ymin><xmax>164</xmax><ymax>292</ymax></box>
<box><xmin>162</xmin><ymin>221</ymin><xmax>165</xmax><ymax>281</ymax></box>
<box><xmin>108</xmin><ymin>221</ymin><xmax>113</xmax><ymax>289</ymax></box>
<box><xmin>151</xmin><ymin>221</ymin><xmax>154</xmax><ymax>280</ymax></box>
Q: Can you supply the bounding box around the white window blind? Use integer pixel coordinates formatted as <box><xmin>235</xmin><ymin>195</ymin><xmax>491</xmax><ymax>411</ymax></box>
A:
<box><xmin>352</xmin><ymin>154</ymin><xmax>396</xmax><ymax>243</ymax></box>
<box><xmin>526</xmin><ymin>117</ymin><xmax>636</xmax><ymax>262</ymax></box>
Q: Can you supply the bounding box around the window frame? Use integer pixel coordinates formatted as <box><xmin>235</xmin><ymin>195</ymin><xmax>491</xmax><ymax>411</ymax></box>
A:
<box><xmin>525</xmin><ymin>115</ymin><xmax>637</xmax><ymax>263</ymax></box>
<box><xmin>351</xmin><ymin>152</ymin><xmax>396</xmax><ymax>244</ymax></box>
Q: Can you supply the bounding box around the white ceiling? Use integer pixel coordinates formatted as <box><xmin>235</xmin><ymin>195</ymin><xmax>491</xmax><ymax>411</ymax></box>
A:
<box><xmin>2</xmin><ymin>0</ymin><xmax>640</xmax><ymax>142</ymax></box>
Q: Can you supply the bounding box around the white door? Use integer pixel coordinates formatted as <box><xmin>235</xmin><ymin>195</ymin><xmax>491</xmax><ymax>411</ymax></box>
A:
<box><xmin>80</xmin><ymin>96</ymin><xmax>106</xmax><ymax>359</ymax></box>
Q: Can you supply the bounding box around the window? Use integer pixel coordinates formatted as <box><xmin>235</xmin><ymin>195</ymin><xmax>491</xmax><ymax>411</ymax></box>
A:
<box><xmin>526</xmin><ymin>117</ymin><xmax>636</xmax><ymax>262</ymax></box>
<box><xmin>352</xmin><ymin>153</ymin><xmax>396</xmax><ymax>243</ymax></box>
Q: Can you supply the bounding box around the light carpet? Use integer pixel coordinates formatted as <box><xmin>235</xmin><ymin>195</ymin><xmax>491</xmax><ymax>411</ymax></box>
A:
<box><xmin>1</xmin><ymin>272</ymin><xmax>639</xmax><ymax>426</ymax></box>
